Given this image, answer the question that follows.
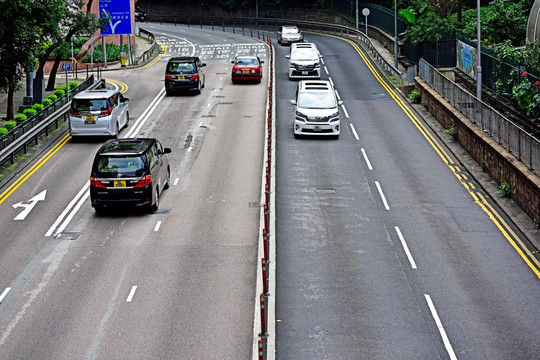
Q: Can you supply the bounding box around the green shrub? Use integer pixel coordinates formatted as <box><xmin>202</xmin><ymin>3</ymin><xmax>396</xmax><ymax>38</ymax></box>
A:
<box><xmin>408</xmin><ymin>89</ymin><xmax>421</xmax><ymax>103</ymax></box>
<box><xmin>0</xmin><ymin>128</ymin><xmax>8</xmax><ymax>136</ymax></box>
<box><xmin>59</xmin><ymin>86</ymin><xmax>68</xmax><ymax>92</ymax></box>
<box><xmin>497</xmin><ymin>182</ymin><xmax>511</xmax><ymax>197</ymax></box>
<box><xmin>14</xmin><ymin>114</ymin><xmax>27</xmax><ymax>123</ymax></box>
<box><xmin>443</xmin><ymin>126</ymin><xmax>457</xmax><ymax>139</ymax></box>
<box><xmin>23</xmin><ymin>108</ymin><xmax>37</xmax><ymax>117</ymax></box>
<box><xmin>42</xmin><ymin>98</ymin><xmax>52</xmax><ymax>106</ymax></box>
<box><xmin>82</xmin><ymin>43</ymin><xmax>122</xmax><ymax>63</ymax></box>
<box><xmin>54</xmin><ymin>89</ymin><xmax>65</xmax><ymax>97</ymax></box>
<box><xmin>48</xmin><ymin>94</ymin><xmax>57</xmax><ymax>101</ymax></box>
<box><xmin>32</xmin><ymin>103</ymin><xmax>44</xmax><ymax>112</ymax></box>
<box><xmin>4</xmin><ymin>121</ymin><xmax>17</xmax><ymax>130</ymax></box>
<box><xmin>69</xmin><ymin>81</ymin><xmax>78</xmax><ymax>89</ymax></box>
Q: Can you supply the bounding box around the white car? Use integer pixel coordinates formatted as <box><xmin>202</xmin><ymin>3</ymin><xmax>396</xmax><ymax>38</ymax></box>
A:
<box><xmin>69</xmin><ymin>89</ymin><xmax>129</xmax><ymax>138</ymax></box>
<box><xmin>277</xmin><ymin>26</ymin><xmax>304</xmax><ymax>45</ymax></box>
<box><xmin>291</xmin><ymin>80</ymin><xmax>342</xmax><ymax>139</ymax></box>
<box><xmin>286</xmin><ymin>47</ymin><xmax>322</xmax><ymax>79</ymax></box>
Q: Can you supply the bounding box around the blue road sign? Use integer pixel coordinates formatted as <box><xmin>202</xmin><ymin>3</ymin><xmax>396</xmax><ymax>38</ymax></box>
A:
<box><xmin>61</xmin><ymin>63</ymin><xmax>72</xmax><ymax>71</ymax></box>
<box><xmin>99</xmin><ymin>0</ymin><xmax>132</xmax><ymax>35</ymax></box>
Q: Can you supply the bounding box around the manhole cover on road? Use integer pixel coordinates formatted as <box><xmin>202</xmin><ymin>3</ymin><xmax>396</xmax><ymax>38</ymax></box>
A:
<box><xmin>316</xmin><ymin>188</ymin><xmax>336</xmax><ymax>194</ymax></box>
<box><xmin>55</xmin><ymin>232</ymin><xmax>81</xmax><ymax>240</ymax></box>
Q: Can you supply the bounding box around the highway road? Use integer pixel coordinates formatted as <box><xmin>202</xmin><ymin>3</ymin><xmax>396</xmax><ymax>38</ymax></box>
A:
<box><xmin>0</xmin><ymin>23</ymin><xmax>539</xmax><ymax>360</ymax></box>
<box><xmin>0</xmin><ymin>24</ymin><xmax>268</xmax><ymax>359</ymax></box>
<box><xmin>274</xmin><ymin>32</ymin><xmax>540</xmax><ymax>359</ymax></box>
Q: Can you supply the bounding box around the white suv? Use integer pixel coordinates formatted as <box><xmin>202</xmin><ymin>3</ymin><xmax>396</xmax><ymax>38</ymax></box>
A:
<box><xmin>290</xmin><ymin>80</ymin><xmax>342</xmax><ymax>139</ymax></box>
<box><xmin>286</xmin><ymin>44</ymin><xmax>322</xmax><ymax>79</ymax></box>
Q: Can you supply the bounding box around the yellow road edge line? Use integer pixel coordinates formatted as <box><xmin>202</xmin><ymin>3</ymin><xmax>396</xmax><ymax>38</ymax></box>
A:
<box><xmin>0</xmin><ymin>134</ymin><xmax>72</xmax><ymax>205</ymax></box>
<box><xmin>322</xmin><ymin>32</ymin><xmax>540</xmax><ymax>278</ymax></box>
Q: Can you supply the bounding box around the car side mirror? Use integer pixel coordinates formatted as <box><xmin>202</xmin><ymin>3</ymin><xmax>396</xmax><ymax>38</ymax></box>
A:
<box><xmin>123</xmin><ymin>97</ymin><xmax>130</xmax><ymax>102</ymax></box>
<box><xmin>202</xmin><ymin>63</ymin><xmax>207</xmax><ymax>67</ymax></box>
<box><xmin>290</xmin><ymin>100</ymin><xmax>297</xmax><ymax>105</ymax></box>
<box><xmin>260</xmin><ymin>60</ymin><xmax>264</xmax><ymax>64</ymax></box>
<box><xmin>285</xmin><ymin>55</ymin><xmax>290</xmax><ymax>59</ymax></box>
<box><xmin>231</xmin><ymin>60</ymin><xmax>235</xmax><ymax>64</ymax></box>
<box><xmin>162</xmin><ymin>148</ymin><xmax>172</xmax><ymax>154</ymax></box>
<box><xmin>338</xmin><ymin>100</ymin><xmax>343</xmax><ymax>106</ymax></box>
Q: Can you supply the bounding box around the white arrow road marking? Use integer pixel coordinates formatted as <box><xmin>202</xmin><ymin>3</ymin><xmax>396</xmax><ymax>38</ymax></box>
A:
<box><xmin>12</xmin><ymin>189</ymin><xmax>47</xmax><ymax>221</ymax></box>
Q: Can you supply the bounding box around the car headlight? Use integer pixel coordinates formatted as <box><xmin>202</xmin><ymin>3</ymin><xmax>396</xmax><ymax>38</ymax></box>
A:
<box><xmin>295</xmin><ymin>111</ymin><xmax>307</xmax><ymax>122</ymax></box>
<box><xmin>329</xmin><ymin>112</ymin><xmax>339</xmax><ymax>122</ymax></box>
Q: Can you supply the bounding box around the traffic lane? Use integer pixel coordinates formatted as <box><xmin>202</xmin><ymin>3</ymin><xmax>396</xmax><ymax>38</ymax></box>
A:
<box><xmin>0</xmin><ymin>58</ymin><xmax>267</xmax><ymax>359</ymax></box>
<box><xmin>312</xmin><ymin>33</ymin><xmax>540</xmax><ymax>357</ymax></box>
<box><xmin>274</xmin><ymin>90</ymin><xmax>446</xmax><ymax>358</ymax></box>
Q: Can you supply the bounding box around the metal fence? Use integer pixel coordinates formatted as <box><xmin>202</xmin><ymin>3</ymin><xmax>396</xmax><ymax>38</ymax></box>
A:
<box><xmin>419</xmin><ymin>58</ymin><xmax>540</xmax><ymax>173</ymax></box>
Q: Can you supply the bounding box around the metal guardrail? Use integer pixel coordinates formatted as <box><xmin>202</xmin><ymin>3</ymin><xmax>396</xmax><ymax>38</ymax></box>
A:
<box><xmin>137</xmin><ymin>28</ymin><xmax>160</xmax><ymax>64</ymax></box>
<box><xmin>0</xmin><ymin>76</ymin><xmax>103</xmax><ymax>167</ymax></box>
<box><xmin>419</xmin><ymin>58</ymin><xmax>540</xmax><ymax>173</ymax></box>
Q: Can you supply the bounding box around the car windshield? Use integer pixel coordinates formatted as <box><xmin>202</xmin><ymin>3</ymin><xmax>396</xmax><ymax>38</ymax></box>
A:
<box><xmin>168</xmin><ymin>62</ymin><xmax>195</xmax><ymax>74</ymax></box>
<box><xmin>290</xmin><ymin>49</ymin><xmax>318</xmax><ymax>61</ymax></box>
<box><xmin>297</xmin><ymin>92</ymin><xmax>337</xmax><ymax>109</ymax></box>
<box><xmin>95</xmin><ymin>156</ymin><xmax>146</xmax><ymax>178</ymax></box>
<box><xmin>283</xmin><ymin>28</ymin><xmax>299</xmax><ymax>34</ymax></box>
<box><xmin>72</xmin><ymin>98</ymin><xmax>110</xmax><ymax>111</ymax></box>
<box><xmin>236</xmin><ymin>57</ymin><xmax>258</xmax><ymax>65</ymax></box>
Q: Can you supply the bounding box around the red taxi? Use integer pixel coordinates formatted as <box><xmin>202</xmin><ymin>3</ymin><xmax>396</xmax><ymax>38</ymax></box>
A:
<box><xmin>231</xmin><ymin>55</ymin><xmax>264</xmax><ymax>83</ymax></box>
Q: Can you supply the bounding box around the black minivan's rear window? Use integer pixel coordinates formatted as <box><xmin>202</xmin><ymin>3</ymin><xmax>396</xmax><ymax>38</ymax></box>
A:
<box><xmin>95</xmin><ymin>155</ymin><xmax>146</xmax><ymax>178</ymax></box>
<box><xmin>167</xmin><ymin>62</ymin><xmax>195</xmax><ymax>74</ymax></box>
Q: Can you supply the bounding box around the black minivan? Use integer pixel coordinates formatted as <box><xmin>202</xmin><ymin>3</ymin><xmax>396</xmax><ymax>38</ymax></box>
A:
<box><xmin>165</xmin><ymin>57</ymin><xmax>206</xmax><ymax>95</ymax></box>
<box><xmin>90</xmin><ymin>138</ymin><xmax>171</xmax><ymax>213</ymax></box>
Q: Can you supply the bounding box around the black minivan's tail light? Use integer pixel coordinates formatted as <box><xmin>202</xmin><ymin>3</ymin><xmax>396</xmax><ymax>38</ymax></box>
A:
<box><xmin>189</xmin><ymin>73</ymin><xmax>199</xmax><ymax>81</ymax></box>
<box><xmin>134</xmin><ymin>174</ymin><xmax>152</xmax><ymax>188</ymax></box>
<box><xmin>90</xmin><ymin>176</ymin><xmax>107</xmax><ymax>188</ymax></box>
<box><xmin>165</xmin><ymin>74</ymin><xmax>175</xmax><ymax>81</ymax></box>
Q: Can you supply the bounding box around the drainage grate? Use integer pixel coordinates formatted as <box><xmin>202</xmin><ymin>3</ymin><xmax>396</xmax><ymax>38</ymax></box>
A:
<box><xmin>55</xmin><ymin>232</ymin><xmax>81</xmax><ymax>240</ymax></box>
<box><xmin>201</xmin><ymin>114</ymin><xmax>216</xmax><ymax>118</ymax></box>
<box><xmin>219</xmin><ymin>102</ymin><xmax>233</xmax><ymax>105</ymax></box>
<box><xmin>213</xmin><ymin>95</ymin><xmax>225</xmax><ymax>98</ymax></box>
<box><xmin>315</xmin><ymin>188</ymin><xmax>336</xmax><ymax>194</ymax></box>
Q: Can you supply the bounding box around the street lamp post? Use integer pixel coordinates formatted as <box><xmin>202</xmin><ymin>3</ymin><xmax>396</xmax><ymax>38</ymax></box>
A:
<box><xmin>394</xmin><ymin>0</ymin><xmax>398</xmax><ymax>68</ymax></box>
<box><xmin>356</xmin><ymin>0</ymin><xmax>359</xmax><ymax>31</ymax></box>
<box><xmin>477</xmin><ymin>0</ymin><xmax>482</xmax><ymax>101</ymax></box>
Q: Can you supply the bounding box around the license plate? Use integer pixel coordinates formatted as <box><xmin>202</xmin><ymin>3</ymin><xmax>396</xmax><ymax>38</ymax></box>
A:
<box><xmin>302</xmin><ymin>71</ymin><xmax>308</xmax><ymax>75</ymax></box>
<box><xmin>84</xmin><ymin>115</ymin><xmax>95</xmax><ymax>124</ymax></box>
<box><xmin>242</xmin><ymin>69</ymin><xmax>250</xmax><ymax>74</ymax></box>
<box><xmin>313</xmin><ymin>126</ymin><xmax>322</xmax><ymax>132</ymax></box>
<box><xmin>114</xmin><ymin>180</ymin><xmax>127</xmax><ymax>188</ymax></box>
<box><xmin>177</xmin><ymin>75</ymin><xmax>186</xmax><ymax>80</ymax></box>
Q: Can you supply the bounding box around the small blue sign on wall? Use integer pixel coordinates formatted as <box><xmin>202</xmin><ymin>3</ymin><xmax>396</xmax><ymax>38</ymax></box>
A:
<box><xmin>99</xmin><ymin>0</ymin><xmax>132</xmax><ymax>35</ymax></box>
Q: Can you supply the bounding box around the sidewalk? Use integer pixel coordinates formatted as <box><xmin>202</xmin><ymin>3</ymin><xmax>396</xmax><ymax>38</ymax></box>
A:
<box><xmin>0</xmin><ymin>34</ymin><xmax>154</xmax><ymax>121</ymax></box>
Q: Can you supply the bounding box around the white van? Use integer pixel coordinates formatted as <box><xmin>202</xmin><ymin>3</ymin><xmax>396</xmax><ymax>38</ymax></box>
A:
<box><xmin>286</xmin><ymin>44</ymin><xmax>322</xmax><ymax>79</ymax></box>
<box><xmin>69</xmin><ymin>89</ymin><xmax>129</xmax><ymax>137</ymax></box>
<box><xmin>290</xmin><ymin>80</ymin><xmax>342</xmax><ymax>139</ymax></box>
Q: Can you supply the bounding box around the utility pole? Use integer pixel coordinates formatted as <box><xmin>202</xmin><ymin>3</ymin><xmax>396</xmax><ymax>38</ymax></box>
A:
<box><xmin>476</xmin><ymin>0</ymin><xmax>482</xmax><ymax>101</ymax></box>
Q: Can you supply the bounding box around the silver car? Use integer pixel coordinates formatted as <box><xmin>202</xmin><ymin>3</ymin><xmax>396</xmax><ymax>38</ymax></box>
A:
<box><xmin>277</xmin><ymin>26</ymin><xmax>304</xmax><ymax>45</ymax></box>
<box><xmin>69</xmin><ymin>89</ymin><xmax>130</xmax><ymax>137</ymax></box>
<box><xmin>286</xmin><ymin>47</ymin><xmax>322</xmax><ymax>79</ymax></box>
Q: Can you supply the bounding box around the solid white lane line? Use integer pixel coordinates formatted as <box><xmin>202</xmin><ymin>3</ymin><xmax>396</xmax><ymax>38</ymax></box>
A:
<box><xmin>320</xmin><ymin>57</ymin><xmax>325</xmax><ymax>65</ymax></box>
<box><xmin>324</xmin><ymin>66</ymin><xmax>329</xmax><ymax>75</ymax></box>
<box><xmin>127</xmin><ymin>89</ymin><xmax>166</xmax><ymax>137</ymax></box>
<box><xmin>335</xmin><ymin>90</ymin><xmax>342</xmax><ymax>101</ymax></box>
<box><xmin>424</xmin><ymin>294</ymin><xmax>458</xmax><ymax>360</ymax></box>
<box><xmin>349</xmin><ymin>123</ymin><xmax>359</xmax><ymax>140</ymax></box>
<box><xmin>154</xmin><ymin>221</ymin><xmax>162</xmax><ymax>232</ymax></box>
<box><xmin>329</xmin><ymin>77</ymin><xmax>334</xmax><ymax>88</ymax></box>
<box><xmin>341</xmin><ymin>104</ymin><xmax>349</xmax><ymax>118</ymax></box>
<box><xmin>126</xmin><ymin>286</ymin><xmax>137</xmax><ymax>302</ymax></box>
<box><xmin>0</xmin><ymin>288</ymin><xmax>11</xmax><ymax>303</ymax></box>
<box><xmin>394</xmin><ymin>226</ymin><xmax>417</xmax><ymax>269</ymax></box>
<box><xmin>361</xmin><ymin>148</ymin><xmax>373</xmax><ymax>170</ymax></box>
<box><xmin>375</xmin><ymin>181</ymin><xmax>390</xmax><ymax>210</ymax></box>
<box><xmin>46</xmin><ymin>181</ymin><xmax>90</xmax><ymax>237</ymax></box>
<box><xmin>174</xmin><ymin>178</ymin><xmax>179</xmax><ymax>186</ymax></box>
<box><xmin>55</xmin><ymin>191</ymin><xmax>90</xmax><ymax>237</ymax></box>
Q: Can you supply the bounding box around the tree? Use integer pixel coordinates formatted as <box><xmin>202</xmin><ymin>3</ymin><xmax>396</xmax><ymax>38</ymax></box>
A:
<box><xmin>0</xmin><ymin>1</ymin><xmax>39</xmax><ymax>120</ymax></box>
<box><xmin>33</xmin><ymin>0</ymin><xmax>101</xmax><ymax>92</ymax></box>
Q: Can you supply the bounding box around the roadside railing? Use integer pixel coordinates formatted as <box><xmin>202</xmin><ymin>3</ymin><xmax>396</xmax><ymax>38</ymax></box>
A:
<box><xmin>419</xmin><ymin>58</ymin><xmax>540</xmax><ymax>173</ymax></box>
<box><xmin>0</xmin><ymin>76</ymin><xmax>103</xmax><ymax>167</ymax></box>
<box><xmin>137</xmin><ymin>28</ymin><xmax>160</xmax><ymax>64</ymax></box>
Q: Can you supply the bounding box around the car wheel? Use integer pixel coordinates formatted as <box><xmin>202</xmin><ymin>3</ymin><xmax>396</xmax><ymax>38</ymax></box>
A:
<box><xmin>94</xmin><ymin>205</ymin><xmax>106</xmax><ymax>214</ymax></box>
<box><xmin>166</xmin><ymin>89</ymin><xmax>173</xmax><ymax>96</ymax></box>
<box><xmin>150</xmin><ymin>188</ymin><xmax>159</xmax><ymax>212</ymax></box>
<box><xmin>113</xmin><ymin>122</ymin><xmax>119</xmax><ymax>138</ymax></box>
<box><xmin>125</xmin><ymin>111</ymin><xmax>130</xmax><ymax>127</ymax></box>
<box><xmin>196</xmin><ymin>81</ymin><xmax>201</xmax><ymax>94</ymax></box>
<box><xmin>294</xmin><ymin>133</ymin><xmax>301</xmax><ymax>139</ymax></box>
<box><xmin>164</xmin><ymin>167</ymin><xmax>170</xmax><ymax>190</ymax></box>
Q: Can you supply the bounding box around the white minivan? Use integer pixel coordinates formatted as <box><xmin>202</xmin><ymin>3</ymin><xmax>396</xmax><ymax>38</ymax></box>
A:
<box><xmin>69</xmin><ymin>89</ymin><xmax>130</xmax><ymax>137</ymax></box>
<box><xmin>286</xmin><ymin>43</ymin><xmax>322</xmax><ymax>79</ymax></box>
<box><xmin>291</xmin><ymin>80</ymin><xmax>342</xmax><ymax>139</ymax></box>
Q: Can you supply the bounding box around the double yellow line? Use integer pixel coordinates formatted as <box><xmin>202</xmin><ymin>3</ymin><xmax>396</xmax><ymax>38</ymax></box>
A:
<box><xmin>330</xmin><ymin>33</ymin><xmax>540</xmax><ymax>278</ymax></box>
<box><xmin>0</xmin><ymin>79</ymin><xmax>130</xmax><ymax>205</ymax></box>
